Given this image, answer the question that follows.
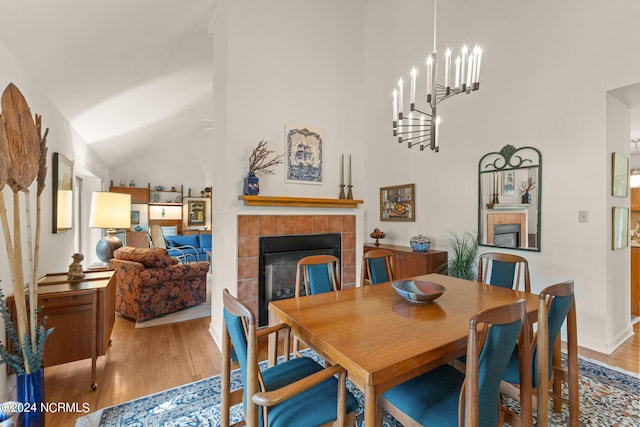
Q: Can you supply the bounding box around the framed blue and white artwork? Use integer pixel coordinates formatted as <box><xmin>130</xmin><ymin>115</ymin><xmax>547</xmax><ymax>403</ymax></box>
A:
<box><xmin>285</xmin><ymin>123</ymin><xmax>323</xmax><ymax>184</ymax></box>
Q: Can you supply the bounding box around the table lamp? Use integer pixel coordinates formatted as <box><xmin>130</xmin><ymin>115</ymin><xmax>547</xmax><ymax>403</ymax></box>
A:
<box><xmin>89</xmin><ymin>192</ymin><xmax>131</xmax><ymax>263</ymax></box>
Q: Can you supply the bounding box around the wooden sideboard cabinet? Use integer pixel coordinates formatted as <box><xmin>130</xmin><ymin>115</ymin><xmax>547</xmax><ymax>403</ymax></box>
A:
<box><xmin>7</xmin><ymin>269</ymin><xmax>115</xmax><ymax>390</ymax></box>
<box><xmin>363</xmin><ymin>243</ymin><xmax>448</xmax><ymax>282</ymax></box>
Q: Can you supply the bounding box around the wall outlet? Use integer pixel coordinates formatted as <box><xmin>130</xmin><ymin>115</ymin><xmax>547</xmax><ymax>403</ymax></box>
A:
<box><xmin>578</xmin><ymin>210</ymin><xmax>589</xmax><ymax>223</ymax></box>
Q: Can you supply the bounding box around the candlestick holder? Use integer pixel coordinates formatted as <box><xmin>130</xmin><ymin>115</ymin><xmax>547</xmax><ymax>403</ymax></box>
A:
<box><xmin>347</xmin><ymin>185</ymin><xmax>353</xmax><ymax>200</ymax></box>
<box><xmin>339</xmin><ymin>185</ymin><xmax>346</xmax><ymax>199</ymax></box>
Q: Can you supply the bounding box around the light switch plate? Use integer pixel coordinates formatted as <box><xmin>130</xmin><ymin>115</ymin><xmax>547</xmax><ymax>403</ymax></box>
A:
<box><xmin>578</xmin><ymin>210</ymin><xmax>589</xmax><ymax>223</ymax></box>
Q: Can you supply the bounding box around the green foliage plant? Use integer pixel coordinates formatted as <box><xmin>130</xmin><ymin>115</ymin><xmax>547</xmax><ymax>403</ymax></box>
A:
<box><xmin>0</xmin><ymin>286</ymin><xmax>53</xmax><ymax>375</ymax></box>
<box><xmin>436</xmin><ymin>231</ymin><xmax>479</xmax><ymax>281</ymax></box>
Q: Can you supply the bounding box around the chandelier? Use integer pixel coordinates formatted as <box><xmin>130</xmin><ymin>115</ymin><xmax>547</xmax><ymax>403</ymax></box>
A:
<box><xmin>392</xmin><ymin>1</ymin><xmax>482</xmax><ymax>152</ymax></box>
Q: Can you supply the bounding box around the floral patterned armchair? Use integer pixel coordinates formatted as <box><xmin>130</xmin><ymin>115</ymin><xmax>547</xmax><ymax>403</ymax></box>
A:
<box><xmin>110</xmin><ymin>247</ymin><xmax>209</xmax><ymax>321</ymax></box>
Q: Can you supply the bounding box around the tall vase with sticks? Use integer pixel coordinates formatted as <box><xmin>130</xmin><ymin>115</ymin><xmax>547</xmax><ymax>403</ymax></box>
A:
<box><xmin>0</xmin><ymin>83</ymin><xmax>53</xmax><ymax>427</ymax></box>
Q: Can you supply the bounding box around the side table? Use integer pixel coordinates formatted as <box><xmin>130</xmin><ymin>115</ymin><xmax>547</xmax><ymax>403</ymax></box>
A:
<box><xmin>7</xmin><ymin>269</ymin><xmax>115</xmax><ymax>390</ymax></box>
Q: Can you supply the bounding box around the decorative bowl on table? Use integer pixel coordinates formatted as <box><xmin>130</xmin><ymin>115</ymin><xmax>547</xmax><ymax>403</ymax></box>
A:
<box><xmin>392</xmin><ymin>280</ymin><xmax>446</xmax><ymax>303</ymax></box>
<box><xmin>410</xmin><ymin>235</ymin><xmax>431</xmax><ymax>252</ymax></box>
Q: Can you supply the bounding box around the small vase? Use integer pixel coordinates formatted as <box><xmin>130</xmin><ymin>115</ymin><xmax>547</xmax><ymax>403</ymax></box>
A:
<box><xmin>521</xmin><ymin>191</ymin><xmax>532</xmax><ymax>204</ymax></box>
<box><xmin>243</xmin><ymin>172</ymin><xmax>260</xmax><ymax>195</ymax></box>
<box><xmin>16</xmin><ymin>369</ymin><xmax>44</xmax><ymax>427</ymax></box>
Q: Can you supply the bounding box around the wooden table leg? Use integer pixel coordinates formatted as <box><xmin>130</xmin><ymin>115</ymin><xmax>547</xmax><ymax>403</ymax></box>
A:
<box><xmin>567</xmin><ymin>302</ymin><xmax>579</xmax><ymax>427</ymax></box>
<box><xmin>268</xmin><ymin>311</ymin><xmax>277</xmax><ymax>367</ymax></box>
<box><xmin>536</xmin><ymin>296</ymin><xmax>548</xmax><ymax>427</ymax></box>
<box><xmin>90</xmin><ymin>291</ymin><xmax>98</xmax><ymax>390</ymax></box>
<box><xmin>364</xmin><ymin>384</ymin><xmax>380</xmax><ymax>426</ymax></box>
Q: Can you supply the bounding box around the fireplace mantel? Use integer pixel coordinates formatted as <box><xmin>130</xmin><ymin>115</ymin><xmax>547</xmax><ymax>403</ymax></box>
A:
<box><xmin>239</xmin><ymin>195</ymin><xmax>364</xmax><ymax>208</ymax></box>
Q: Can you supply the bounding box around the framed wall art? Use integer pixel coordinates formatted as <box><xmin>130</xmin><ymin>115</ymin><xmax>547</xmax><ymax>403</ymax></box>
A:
<box><xmin>612</xmin><ymin>207</ymin><xmax>629</xmax><ymax>250</ymax></box>
<box><xmin>285</xmin><ymin>123</ymin><xmax>323</xmax><ymax>184</ymax></box>
<box><xmin>130</xmin><ymin>210</ymin><xmax>140</xmax><ymax>225</ymax></box>
<box><xmin>501</xmin><ymin>170</ymin><xmax>515</xmax><ymax>195</ymax></box>
<box><xmin>612</xmin><ymin>153</ymin><xmax>629</xmax><ymax>197</ymax></box>
<box><xmin>380</xmin><ymin>183</ymin><xmax>415</xmax><ymax>222</ymax></box>
<box><xmin>52</xmin><ymin>152</ymin><xmax>73</xmax><ymax>233</ymax></box>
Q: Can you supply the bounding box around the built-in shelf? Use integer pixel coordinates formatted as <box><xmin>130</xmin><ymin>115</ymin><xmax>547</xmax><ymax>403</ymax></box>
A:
<box><xmin>239</xmin><ymin>195</ymin><xmax>364</xmax><ymax>208</ymax></box>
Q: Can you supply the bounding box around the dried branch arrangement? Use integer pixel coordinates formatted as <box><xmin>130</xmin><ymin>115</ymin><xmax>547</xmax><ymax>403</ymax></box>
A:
<box><xmin>0</xmin><ymin>83</ymin><xmax>53</xmax><ymax>374</ymax></box>
<box><xmin>248</xmin><ymin>140</ymin><xmax>284</xmax><ymax>175</ymax></box>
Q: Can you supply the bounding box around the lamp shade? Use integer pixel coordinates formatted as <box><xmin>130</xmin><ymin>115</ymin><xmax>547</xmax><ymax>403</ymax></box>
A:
<box><xmin>89</xmin><ymin>192</ymin><xmax>131</xmax><ymax>229</ymax></box>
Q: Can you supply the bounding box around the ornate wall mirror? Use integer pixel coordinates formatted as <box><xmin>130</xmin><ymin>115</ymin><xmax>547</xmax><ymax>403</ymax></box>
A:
<box><xmin>478</xmin><ymin>145</ymin><xmax>542</xmax><ymax>252</ymax></box>
<box><xmin>52</xmin><ymin>152</ymin><xmax>73</xmax><ymax>233</ymax></box>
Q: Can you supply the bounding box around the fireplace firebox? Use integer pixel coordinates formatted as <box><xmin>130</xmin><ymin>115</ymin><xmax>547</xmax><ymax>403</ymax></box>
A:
<box><xmin>494</xmin><ymin>223</ymin><xmax>520</xmax><ymax>248</ymax></box>
<box><xmin>258</xmin><ymin>233</ymin><xmax>341</xmax><ymax>326</ymax></box>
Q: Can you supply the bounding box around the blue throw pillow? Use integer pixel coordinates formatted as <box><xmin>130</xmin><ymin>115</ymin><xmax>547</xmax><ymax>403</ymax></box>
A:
<box><xmin>166</xmin><ymin>234</ymin><xmax>198</xmax><ymax>248</ymax></box>
<box><xmin>198</xmin><ymin>233</ymin><xmax>212</xmax><ymax>248</ymax></box>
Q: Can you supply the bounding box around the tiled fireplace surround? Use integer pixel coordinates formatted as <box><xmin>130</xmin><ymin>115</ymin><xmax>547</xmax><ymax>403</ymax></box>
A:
<box><xmin>237</xmin><ymin>214</ymin><xmax>356</xmax><ymax>316</ymax></box>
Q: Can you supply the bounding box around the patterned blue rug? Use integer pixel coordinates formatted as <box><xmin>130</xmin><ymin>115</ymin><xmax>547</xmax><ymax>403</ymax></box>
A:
<box><xmin>75</xmin><ymin>352</ymin><xmax>639</xmax><ymax>426</ymax></box>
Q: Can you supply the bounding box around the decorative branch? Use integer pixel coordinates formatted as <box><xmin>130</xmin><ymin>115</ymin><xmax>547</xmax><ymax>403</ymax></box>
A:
<box><xmin>248</xmin><ymin>140</ymin><xmax>284</xmax><ymax>175</ymax></box>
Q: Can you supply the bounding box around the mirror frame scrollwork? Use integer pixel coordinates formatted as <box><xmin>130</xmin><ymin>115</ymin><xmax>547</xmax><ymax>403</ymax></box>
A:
<box><xmin>478</xmin><ymin>145</ymin><xmax>542</xmax><ymax>252</ymax></box>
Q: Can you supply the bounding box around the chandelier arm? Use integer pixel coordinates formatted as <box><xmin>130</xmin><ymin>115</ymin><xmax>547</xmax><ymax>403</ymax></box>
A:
<box><xmin>409</xmin><ymin>107</ymin><xmax>432</xmax><ymax>117</ymax></box>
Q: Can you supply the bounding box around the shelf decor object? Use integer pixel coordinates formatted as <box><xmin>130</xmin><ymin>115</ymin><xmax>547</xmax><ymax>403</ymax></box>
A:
<box><xmin>244</xmin><ymin>139</ymin><xmax>284</xmax><ymax>195</ymax></box>
<box><xmin>392</xmin><ymin>0</ymin><xmax>482</xmax><ymax>152</ymax></box>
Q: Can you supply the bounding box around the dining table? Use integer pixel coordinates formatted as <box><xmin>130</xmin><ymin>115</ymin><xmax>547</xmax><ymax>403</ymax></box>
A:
<box><xmin>268</xmin><ymin>273</ymin><xmax>547</xmax><ymax>427</ymax></box>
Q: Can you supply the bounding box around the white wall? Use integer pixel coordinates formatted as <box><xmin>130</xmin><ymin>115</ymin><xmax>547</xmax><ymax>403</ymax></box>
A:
<box><xmin>363</xmin><ymin>0</ymin><xmax>640</xmax><ymax>353</ymax></box>
<box><xmin>209</xmin><ymin>0</ymin><xmax>366</xmax><ymax>345</ymax></box>
<box><xmin>0</xmin><ymin>40</ymin><xmax>108</xmax><ymax>399</ymax></box>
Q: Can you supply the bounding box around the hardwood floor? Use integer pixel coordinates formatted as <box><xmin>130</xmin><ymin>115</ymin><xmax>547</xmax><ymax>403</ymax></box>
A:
<box><xmin>44</xmin><ymin>315</ymin><xmax>640</xmax><ymax>426</ymax></box>
<box><xmin>576</xmin><ymin>320</ymin><xmax>640</xmax><ymax>374</ymax></box>
<box><xmin>44</xmin><ymin>315</ymin><xmax>220</xmax><ymax>426</ymax></box>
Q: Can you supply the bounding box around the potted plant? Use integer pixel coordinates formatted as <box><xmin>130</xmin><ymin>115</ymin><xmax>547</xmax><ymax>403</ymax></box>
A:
<box><xmin>436</xmin><ymin>231</ymin><xmax>479</xmax><ymax>280</ymax></box>
<box><xmin>0</xmin><ymin>83</ymin><xmax>53</xmax><ymax>426</ymax></box>
<box><xmin>243</xmin><ymin>140</ymin><xmax>284</xmax><ymax>195</ymax></box>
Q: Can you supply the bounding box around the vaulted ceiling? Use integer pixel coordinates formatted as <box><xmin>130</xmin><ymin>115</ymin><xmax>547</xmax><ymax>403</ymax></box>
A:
<box><xmin>0</xmin><ymin>1</ymin><xmax>214</xmax><ymax>168</ymax></box>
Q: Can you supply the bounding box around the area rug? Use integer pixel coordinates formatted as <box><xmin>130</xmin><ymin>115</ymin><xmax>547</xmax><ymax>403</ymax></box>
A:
<box><xmin>134</xmin><ymin>301</ymin><xmax>211</xmax><ymax>329</ymax></box>
<box><xmin>75</xmin><ymin>351</ymin><xmax>640</xmax><ymax>426</ymax></box>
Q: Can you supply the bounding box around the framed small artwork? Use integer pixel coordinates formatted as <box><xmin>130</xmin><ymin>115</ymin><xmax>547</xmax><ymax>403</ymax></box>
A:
<box><xmin>501</xmin><ymin>170</ymin><xmax>515</xmax><ymax>195</ymax></box>
<box><xmin>380</xmin><ymin>184</ymin><xmax>415</xmax><ymax>222</ymax></box>
<box><xmin>612</xmin><ymin>207</ymin><xmax>629</xmax><ymax>250</ymax></box>
<box><xmin>130</xmin><ymin>210</ymin><xmax>140</xmax><ymax>225</ymax></box>
<box><xmin>612</xmin><ymin>153</ymin><xmax>629</xmax><ymax>197</ymax></box>
<box><xmin>188</xmin><ymin>200</ymin><xmax>206</xmax><ymax>226</ymax></box>
<box><xmin>285</xmin><ymin>123</ymin><xmax>323</xmax><ymax>184</ymax></box>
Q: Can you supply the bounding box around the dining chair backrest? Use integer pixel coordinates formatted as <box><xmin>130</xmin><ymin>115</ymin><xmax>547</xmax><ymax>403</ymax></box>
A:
<box><xmin>222</xmin><ymin>289</ymin><xmax>257</xmax><ymax>417</ymax></box>
<box><xmin>221</xmin><ymin>289</ymin><xmax>359</xmax><ymax>427</ymax></box>
<box><xmin>464</xmin><ymin>298</ymin><xmax>530</xmax><ymax>426</ymax></box>
<box><xmin>379</xmin><ymin>298</ymin><xmax>530</xmax><ymax>427</ymax></box>
<box><xmin>533</xmin><ymin>280</ymin><xmax>575</xmax><ymax>387</ymax></box>
<box><xmin>362</xmin><ymin>249</ymin><xmax>394</xmax><ymax>286</ymax></box>
<box><xmin>294</xmin><ymin>255</ymin><xmax>340</xmax><ymax>297</ymax></box>
<box><xmin>478</xmin><ymin>252</ymin><xmax>531</xmax><ymax>293</ymax></box>
<box><xmin>500</xmin><ymin>280</ymin><xmax>578</xmax><ymax>427</ymax></box>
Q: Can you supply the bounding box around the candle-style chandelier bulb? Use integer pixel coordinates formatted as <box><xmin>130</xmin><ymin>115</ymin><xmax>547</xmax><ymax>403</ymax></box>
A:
<box><xmin>392</xmin><ymin>1</ymin><xmax>482</xmax><ymax>153</ymax></box>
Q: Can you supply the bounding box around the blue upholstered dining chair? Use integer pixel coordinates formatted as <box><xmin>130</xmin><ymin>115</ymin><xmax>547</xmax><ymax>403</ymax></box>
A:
<box><xmin>294</xmin><ymin>255</ymin><xmax>341</xmax><ymax>297</ymax></box>
<box><xmin>500</xmin><ymin>280</ymin><xmax>579</xmax><ymax>427</ymax></box>
<box><xmin>379</xmin><ymin>298</ymin><xmax>530</xmax><ymax>427</ymax></box>
<box><xmin>478</xmin><ymin>252</ymin><xmax>531</xmax><ymax>292</ymax></box>
<box><xmin>361</xmin><ymin>249</ymin><xmax>394</xmax><ymax>286</ymax></box>
<box><xmin>292</xmin><ymin>255</ymin><xmax>341</xmax><ymax>356</ymax></box>
<box><xmin>220</xmin><ymin>289</ymin><xmax>359</xmax><ymax>427</ymax></box>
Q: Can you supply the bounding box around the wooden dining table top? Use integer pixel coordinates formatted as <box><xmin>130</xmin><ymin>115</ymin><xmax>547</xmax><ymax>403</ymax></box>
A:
<box><xmin>270</xmin><ymin>273</ymin><xmax>539</xmax><ymax>390</ymax></box>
